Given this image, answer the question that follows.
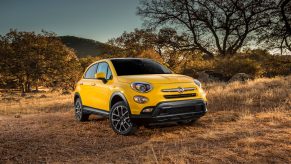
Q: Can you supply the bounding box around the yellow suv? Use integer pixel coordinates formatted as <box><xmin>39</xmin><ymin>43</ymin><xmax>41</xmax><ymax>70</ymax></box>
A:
<box><xmin>74</xmin><ymin>58</ymin><xmax>207</xmax><ymax>135</ymax></box>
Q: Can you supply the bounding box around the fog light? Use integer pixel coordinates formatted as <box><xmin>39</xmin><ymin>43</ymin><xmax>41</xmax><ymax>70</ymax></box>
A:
<box><xmin>133</xmin><ymin>95</ymin><xmax>148</xmax><ymax>104</ymax></box>
<box><xmin>142</xmin><ymin>107</ymin><xmax>154</xmax><ymax>113</ymax></box>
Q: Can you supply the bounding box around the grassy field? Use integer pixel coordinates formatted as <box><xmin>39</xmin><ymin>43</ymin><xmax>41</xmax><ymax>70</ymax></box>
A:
<box><xmin>0</xmin><ymin>76</ymin><xmax>290</xmax><ymax>163</ymax></box>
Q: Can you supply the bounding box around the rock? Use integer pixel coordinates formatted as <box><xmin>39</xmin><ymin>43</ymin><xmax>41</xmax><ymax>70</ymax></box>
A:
<box><xmin>229</xmin><ymin>73</ymin><xmax>251</xmax><ymax>82</ymax></box>
<box><xmin>183</xmin><ymin>69</ymin><xmax>198</xmax><ymax>78</ymax></box>
<box><xmin>204</xmin><ymin>70</ymin><xmax>227</xmax><ymax>81</ymax></box>
<box><xmin>197</xmin><ymin>71</ymin><xmax>211</xmax><ymax>83</ymax></box>
<box><xmin>197</xmin><ymin>70</ymin><xmax>227</xmax><ymax>82</ymax></box>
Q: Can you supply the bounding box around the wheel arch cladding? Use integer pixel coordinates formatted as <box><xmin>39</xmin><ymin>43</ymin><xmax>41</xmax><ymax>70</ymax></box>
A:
<box><xmin>110</xmin><ymin>92</ymin><xmax>129</xmax><ymax>109</ymax></box>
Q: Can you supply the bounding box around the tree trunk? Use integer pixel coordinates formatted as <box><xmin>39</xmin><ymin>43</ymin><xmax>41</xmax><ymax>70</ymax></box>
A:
<box><xmin>24</xmin><ymin>81</ymin><xmax>31</xmax><ymax>92</ymax></box>
<box><xmin>21</xmin><ymin>83</ymin><xmax>25</xmax><ymax>93</ymax></box>
<box><xmin>35</xmin><ymin>79</ymin><xmax>39</xmax><ymax>91</ymax></box>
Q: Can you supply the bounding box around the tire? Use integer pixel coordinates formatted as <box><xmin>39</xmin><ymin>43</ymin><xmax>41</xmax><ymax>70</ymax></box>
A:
<box><xmin>74</xmin><ymin>97</ymin><xmax>89</xmax><ymax>122</ymax></box>
<box><xmin>109</xmin><ymin>101</ymin><xmax>137</xmax><ymax>135</ymax></box>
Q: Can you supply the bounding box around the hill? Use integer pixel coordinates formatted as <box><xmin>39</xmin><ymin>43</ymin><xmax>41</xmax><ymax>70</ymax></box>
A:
<box><xmin>59</xmin><ymin>36</ymin><xmax>110</xmax><ymax>57</ymax></box>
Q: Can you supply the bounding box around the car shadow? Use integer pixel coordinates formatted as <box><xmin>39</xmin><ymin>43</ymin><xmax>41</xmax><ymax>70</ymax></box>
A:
<box><xmin>89</xmin><ymin>114</ymin><xmax>108</xmax><ymax>121</ymax></box>
<box><xmin>88</xmin><ymin>114</ymin><xmax>207</xmax><ymax>135</ymax></box>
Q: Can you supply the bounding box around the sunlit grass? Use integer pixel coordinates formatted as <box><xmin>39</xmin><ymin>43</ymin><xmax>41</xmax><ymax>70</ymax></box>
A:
<box><xmin>0</xmin><ymin>76</ymin><xmax>290</xmax><ymax>163</ymax></box>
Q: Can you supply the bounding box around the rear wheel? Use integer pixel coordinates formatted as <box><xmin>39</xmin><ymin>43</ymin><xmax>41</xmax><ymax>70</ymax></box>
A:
<box><xmin>74</xmin><ymin>98</ymin><xmax>89</xmax><ymax>121</ymax></box>
<box><xmin>109</xmin><ymin>101</ymin><xmax>137</xmax><ymax>135</ymax></box>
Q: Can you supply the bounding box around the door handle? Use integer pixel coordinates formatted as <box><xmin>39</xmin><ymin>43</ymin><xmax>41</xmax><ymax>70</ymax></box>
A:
<box><xmin>91</xmin><ymin>83</ymin><xmax>96</xmax><ymax>86</ymax></box>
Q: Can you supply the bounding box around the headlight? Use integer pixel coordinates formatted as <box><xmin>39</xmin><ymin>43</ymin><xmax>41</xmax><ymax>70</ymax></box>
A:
<box><xmin>194</xmin><ymin>79</ymin><xmax>202</xmax><ymax>88</ymax></box>
<box><xmin>131</xmin><ymin>82</ymin><xmax>152</xmax><ymax>93</ymax></box>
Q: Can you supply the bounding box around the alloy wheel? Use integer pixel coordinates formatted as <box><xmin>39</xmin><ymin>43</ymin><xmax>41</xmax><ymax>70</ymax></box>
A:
<box><xmin>75</xmin><ymin>99</ymin><xmax>82</xmax><ymax>120</ymax></box>
<box><xmin>111</xmin><ymin>105</ymin><xmax>132</xmax><ymax>133</ymax></box>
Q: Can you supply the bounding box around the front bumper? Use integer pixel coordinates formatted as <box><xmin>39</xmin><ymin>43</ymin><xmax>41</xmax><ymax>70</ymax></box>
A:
<box><xmin>130</xmin><ymin>99</ymin><xmax>207</xmax><ymax>124</ymax></box>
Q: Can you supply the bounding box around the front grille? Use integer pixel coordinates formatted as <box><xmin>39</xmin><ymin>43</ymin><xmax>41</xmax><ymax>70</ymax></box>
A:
<box><xmin>161</xmin><ymin>87</ymin><xmax>195</xmax><ymax>92</ymax></box>
<box><xmin>158</xmin><ymin>105</ymin><xmax>204</xmax><ymax>116</ymax></box>
<box><xmin>164</xmin><ymin>93</ymin><xmax>196</xmax><ymax>99</ymax></box>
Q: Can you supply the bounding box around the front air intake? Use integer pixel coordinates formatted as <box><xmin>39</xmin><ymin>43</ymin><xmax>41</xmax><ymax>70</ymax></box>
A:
<box><xmin>163</xmin><ymin>93</ymin><xmax>196</xmax><ymax>99</ymax></box>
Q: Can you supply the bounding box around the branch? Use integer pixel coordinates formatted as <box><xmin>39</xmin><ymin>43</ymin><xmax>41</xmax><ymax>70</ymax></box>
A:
<box><xmin>280</xmin><ymin>0</ymin><xmax>291</xmax><ymax>35</ymax></box>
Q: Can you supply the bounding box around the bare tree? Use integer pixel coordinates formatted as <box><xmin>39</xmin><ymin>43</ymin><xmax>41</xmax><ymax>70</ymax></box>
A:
<box><xmin>138</xmin><ymin>0</ymin><xmax>275</xmax><ymax>57</ymax></box>
<box><xmin>277</xmin><ymin>0</ymin><xmax>291</xmax><ymax>52</ymax></box>
<box><xmin>155</xmin><ymin>28</ymin><xmax>194</xmax><ymax>68</ymax></box>
<box><xmin>280</xmin><ymin>0</ymin><xmax>291</xmax><ymax>33</ymax></box>
<box><xmin>258</xmin><ymin>0</ymin><xmax>291</xmax><ymax>54</ymax></box>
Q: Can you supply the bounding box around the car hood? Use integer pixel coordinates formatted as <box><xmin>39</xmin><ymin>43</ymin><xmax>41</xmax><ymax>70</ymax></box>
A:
<box><xmin>117</xmin><ymin>74</ymin><xmax>194</xmax><ymax>84</ymax></box>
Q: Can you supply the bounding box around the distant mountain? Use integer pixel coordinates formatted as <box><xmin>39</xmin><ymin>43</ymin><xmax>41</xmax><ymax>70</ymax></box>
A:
<box><xmin>59</xmin><ymin>36</ymin><xmax>110</xmax><ymax>58</ymax></box>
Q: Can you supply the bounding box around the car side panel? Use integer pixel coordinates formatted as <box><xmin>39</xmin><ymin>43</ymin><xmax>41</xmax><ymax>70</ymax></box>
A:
<box><xmin>89</xmin><ymin>79</ymin><xmax>113</xmax><ymax>111</ymax></box>
<box><xmin>76</xmin><ymin>79</ymin><xmax>96</xmax><ymax>106</ymax></box>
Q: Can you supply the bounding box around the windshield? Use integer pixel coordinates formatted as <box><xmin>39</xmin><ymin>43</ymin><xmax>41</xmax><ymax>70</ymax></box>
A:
<box><xmin>111</xmin><ymin>59</ymin><xmax>172</xmax><ymax>76</ymax></box>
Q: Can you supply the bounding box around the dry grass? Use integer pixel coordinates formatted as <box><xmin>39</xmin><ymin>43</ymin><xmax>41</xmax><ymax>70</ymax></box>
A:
<box><xmin>0</xmin><ymin>76</ymin><xmax>290</xmax><ymax>163</ymax></box>
<box><xmin>206</xmin><ymin>75</ymin><xmax>291</xmax><ymax>112</ymax></box>
<box><xmin>0</xmin><ymin>91</ymin><xmax>72</xmax><ymax>115</ymax></box>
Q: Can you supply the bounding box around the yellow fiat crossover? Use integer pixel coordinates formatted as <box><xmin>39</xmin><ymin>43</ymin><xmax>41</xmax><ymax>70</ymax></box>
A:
<box><xmin>74</xmin><ymin>58</ymin><xmax>207</xmax><ymax>135</ymax></box>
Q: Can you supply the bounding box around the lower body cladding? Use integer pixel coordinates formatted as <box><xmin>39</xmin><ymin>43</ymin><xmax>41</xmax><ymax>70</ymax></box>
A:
<box><xmin>130</xmin><ymin>99</ymin><xmax>207</xmax><ymax>124</ymax></box>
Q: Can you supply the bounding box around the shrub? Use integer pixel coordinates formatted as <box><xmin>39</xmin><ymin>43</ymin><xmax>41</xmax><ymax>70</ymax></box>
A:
<box><xmin>188</xmin><ymin>58</ymin><xmax>216</xmax><ymax>72</ymax></box>
<box><xmin>214</xmin><ymin>57</ymin><xmax>264</xmax><ymax>78</ymax></box>
<box><xmin>263</xmin><ymin>55</ymin><xmax>291</xmax><ymax>77</ymax></box>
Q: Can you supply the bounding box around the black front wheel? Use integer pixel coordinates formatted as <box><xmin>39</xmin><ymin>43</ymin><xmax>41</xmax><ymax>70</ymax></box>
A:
<box><xmin>109</xmin><ymin>101</ymin><xmax>137</xmax><ymax>135</ymax></box>
<box><xmin>74</xmin><ymin>98</ymin><xmax>89</xmax><ymax>121</ymax></box>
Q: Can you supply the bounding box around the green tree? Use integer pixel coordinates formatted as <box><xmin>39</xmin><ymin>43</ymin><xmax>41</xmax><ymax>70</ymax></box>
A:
<box><xmin>0</xmin><ymin>30</ymin><xmax>82</xmax><ymax>92</ymax></box>
<box><xmin>107</xmin><ymin>28</ymin><xmax>157</xmax><ymax>57</ymax></box>
<box><xmin>107</xmin><ymin>28</ymin><xmax>193</xmax><ymax>69</ymax></box>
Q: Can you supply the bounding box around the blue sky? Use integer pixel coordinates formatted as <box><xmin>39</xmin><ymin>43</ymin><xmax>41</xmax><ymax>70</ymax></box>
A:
<box><xmin>0</xmin><ymin>0</ymin><xmax>142</xmax><ymax>42</ymax></box>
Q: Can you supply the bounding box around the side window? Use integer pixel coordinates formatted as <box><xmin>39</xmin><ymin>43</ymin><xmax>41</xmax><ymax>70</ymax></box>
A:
<box><xmin>84</xmin><ymin>64</ymin><xmax>98</xmax><ymax>79</ymax></box>
<box><xmin>106</xmin><ymin>66</ymin><xmax>112</xmax><ymax>80</ymax></box>
<box><xmin>97</xmin><ymin>62</ymin><xmax>112</xmax><ymax>80</ymax></box>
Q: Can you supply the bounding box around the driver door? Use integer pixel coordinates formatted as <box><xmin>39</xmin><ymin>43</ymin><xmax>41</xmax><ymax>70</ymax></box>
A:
<box><xmin>89</xmin><ymin>62</ymin><xmax>113</xmax><ymax>111</ymax></box>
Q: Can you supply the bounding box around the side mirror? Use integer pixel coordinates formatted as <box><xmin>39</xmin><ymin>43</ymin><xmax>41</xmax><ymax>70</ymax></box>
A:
<box><xmin>95</xmin><ymin>72</ymin><xmax>106</xmax><ymax>80</ymax></box>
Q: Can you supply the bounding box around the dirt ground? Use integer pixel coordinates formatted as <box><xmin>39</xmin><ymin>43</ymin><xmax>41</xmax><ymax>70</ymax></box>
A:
<box><xmin>0</xmin><ymin>76</ymin><xmax>290</xmax><ymax>163</ymax></box>
<box><xmin>0</xmin><ymin>111</ymin><xmax>290</xmax><ymax>163</ymax></box>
